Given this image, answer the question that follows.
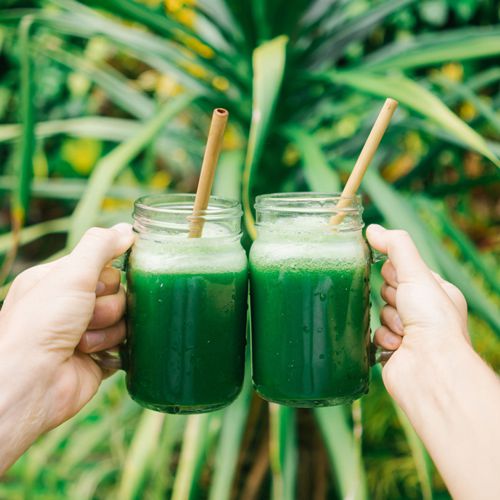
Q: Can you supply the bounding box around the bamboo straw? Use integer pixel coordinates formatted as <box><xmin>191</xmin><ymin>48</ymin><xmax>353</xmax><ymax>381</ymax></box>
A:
<box><xmin>330</xmin><ymin>98</ymin><xmax>398</xmax><ymax>226</ymax></box>
<box><xmin>188</xmin><ymin>108</ymin><xmax>229</xmax><ymax>238</ymax></box>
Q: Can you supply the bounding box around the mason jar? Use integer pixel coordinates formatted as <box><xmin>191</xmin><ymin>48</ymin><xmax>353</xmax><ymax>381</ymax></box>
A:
<box><xmin>125</xmin><ymin>194</ymin><xmax>248</xmax><ymax>414</ymax></box>
<box><xmin>249</xmin><ymin>193</ymin><xmax>371</xmax><ymax>407</ymax></box>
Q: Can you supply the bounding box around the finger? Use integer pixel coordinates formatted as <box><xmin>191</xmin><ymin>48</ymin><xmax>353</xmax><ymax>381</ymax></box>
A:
<box><xmin>88</xmin><ymin>286</ymin><xmax>126</xmax><ymax>330</ymax></box>
<box><xmin>96</xmin><ymin>267</ymin><xmax>121</xmax><ymax>297</ymax></box>
<box><xmin>374</xmin><ymin>326</ymin><xmax>402</xmax><ymax>351</ymax></box>
<box><xmin>367</xmin><ymin>225</ymin><xmax>434</xmax><ymax>284</ymax></box>
<box><xmin>380</xmin><ymin>305</ymin><xmax>404</xmax><ymax>335</ymax></box>
<box><xmin>78</xmin><ymin>320</ymin><xmax>126</xmax><ymax>353</ymax></box>
<box><xmin>67</xmin><ymin>224</ymin><xmax>134</xmax><ymax>290</ymax></box>
<box><xmin>381</xmin><ymin>260</ymin><xmax>398</xmax><ymax>288</ymax></box>
<box><xmin>381</xmin><ymin>283</ymin><xmax>397</xmax><ymax>307</ymax></box>
<box><xmin>431</xmin><ymin>271</ymin><xmax>468</xmax><ymax>326</ymax></box>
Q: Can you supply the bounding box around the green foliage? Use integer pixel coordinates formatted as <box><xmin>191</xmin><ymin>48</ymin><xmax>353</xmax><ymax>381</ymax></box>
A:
<box><xmin>0</xmin><ymin>0</ymin><xmax>499</xmax><ymax>498</ymax></box>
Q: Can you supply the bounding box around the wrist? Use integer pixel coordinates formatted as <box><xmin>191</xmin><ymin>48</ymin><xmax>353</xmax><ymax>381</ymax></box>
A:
<box><xmin>0</xmin><ymin>336</ymin><xmax>53</xmax><ymax>475</ymax></box>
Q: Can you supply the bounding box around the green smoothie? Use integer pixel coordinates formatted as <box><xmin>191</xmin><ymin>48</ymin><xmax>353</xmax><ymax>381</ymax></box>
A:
<box><xmin>250</xmin><ymin>238</ymin><xmax>370</xmax><ymax>407</ymax></box>
<box><xmin>126</xmin><ymin>263</ymin><xmax>248</xmax><ymax>414</ymax></box>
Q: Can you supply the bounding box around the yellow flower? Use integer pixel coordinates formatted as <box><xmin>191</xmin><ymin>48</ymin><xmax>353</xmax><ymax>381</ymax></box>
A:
<box><xmin>179</xmin><ymin>33</ymin><xmax>214</xmax><ymax>58</ymax></box>
<box><xmin>382</xmin><ymin>154</ymin><xmax>415</xmax><ymax>182</ymax></box>
<box><xmin>150</xmin><ymin>170</ymin><xmax>172</xmax><ymax>189</ymax></box>
<box><xmin>223</xmin><ymin>124</ymin><xmax>244</xmax><ymax>150</ymax></box>
<box><xmin>181</xmin><ymin>60</ymin><xmax>209</xmax><ymax>79</ymax></box>
<box><xmin>404</xmin><ymin>131</ymin><xmax>424</xmax><ymax>155</ymax></box>
<box><xmin>441</xmin><ymin>63</ymin><xmax>463</xmax><ymax>82</ymax></box>
<box><xmin>282</xmin><ymin>144</ymin><xmax>300</xmax><ymax>167</ymax></box>
<box><xmin>335</xmin><ymin>115</ymin><xmax>358</xmax><ymax>138</ymax></box>
<box><xmin>459</xmin><ymin>101</ymin><xmax>477</xmax><ymax>121</ymax></box>
<box><xmin>61</xmin><ymin>138</ymin><xmax>102</xmax><ymax>175</ymax></box>
<box><xmin>212</xmin><ymin>75</ymin><xmax>229</xmax><ymax>92</ymax></box>
<box><xmin>156</xmin><ymin>74</ymin><xmax>184</xmax><ymax>97</ymax></box>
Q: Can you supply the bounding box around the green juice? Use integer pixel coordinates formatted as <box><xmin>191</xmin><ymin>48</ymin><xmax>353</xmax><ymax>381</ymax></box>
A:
<box><xmin>126</xmin><ymin>266</ymin><xmax>248</xmax><ymax>414</ymax></box>
<box><xmin>250</xmin><ymin>239</ymin><xmax>370</xmax><ymax>407</ymax></box>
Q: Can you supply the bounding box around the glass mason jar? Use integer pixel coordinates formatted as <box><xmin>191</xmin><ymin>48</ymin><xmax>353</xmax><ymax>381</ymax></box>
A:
<box><xmin>249</xmin><ymin>193</ymin><xmax>371</xmax><ymax>407</ymax></box>
<box><xmin>125</xmin><ymin>194</ymin><xmax>248</xmax><ymax>414</ymax></box>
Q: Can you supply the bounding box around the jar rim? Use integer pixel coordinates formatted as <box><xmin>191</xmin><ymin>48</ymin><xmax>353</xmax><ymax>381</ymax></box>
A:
<box><xmin>134</xmin><ymin>194</ymin><xmax>242</xmax><ymax>220</ymax></box>
<box><xmin>255</xmin><ymin>192</ymin><xmax>362</xmax><ymax>214</ymax></box>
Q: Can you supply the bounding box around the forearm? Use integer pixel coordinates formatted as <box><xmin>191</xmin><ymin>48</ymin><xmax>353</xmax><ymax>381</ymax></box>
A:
<box><xmin>0</xmin><ymin>339</ymin><xmax>49</xmax><ymax>476</ymax></box>
<box><xmin>392</xmin><ymin>338</ymin><xmax>500</xmax><ymax>499</ymax></box>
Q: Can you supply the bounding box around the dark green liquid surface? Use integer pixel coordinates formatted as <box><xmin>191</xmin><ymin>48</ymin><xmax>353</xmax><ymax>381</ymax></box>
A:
<box><xmin>250</xmin><ymin>259</ymin><xmax>370</xmax><ymax>407</ymax></box>
<box><xmin>126</xmin><ymin>267</ymin><xmax>248</xmax><ymax>413</ymax></box>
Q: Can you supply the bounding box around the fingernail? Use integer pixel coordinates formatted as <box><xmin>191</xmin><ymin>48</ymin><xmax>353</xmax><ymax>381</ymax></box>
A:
<box><xmin>84</xmin><ymin>332</ymin><xmax>106</xmax><ymax>349</ymax></box>
<box><xmin>95</xmin><ymin>281</ymin><xmax>106</xmax><ymax>294</ymax></box>
<box><xmin>369</xmin><ymin>224</ymin><xmax>385</xmax><ymax>233</ymax></box>
<box><xmin>384</xmin><ymin>333</ymin><xmax>399</xmax><ymax>349</ymax></box>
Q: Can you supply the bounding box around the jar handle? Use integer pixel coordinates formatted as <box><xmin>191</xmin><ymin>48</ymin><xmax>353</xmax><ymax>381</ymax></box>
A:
<box><xmin>89</xmin><ymin>252</ymin><xmax>129</xmax><ymax>371</ymax></box>
<box><xmin>370</xmin><ymin>247</ymin><xmax>386</xmax><ymax>264</ymax></box>
<box><xmin>90</xmin><ymin>348</ymin><xmax>123</xmax><ymax>371</ymax></box>
<box><xmin>370</xmin><ymin>343</ymin><xmax>394</xmax><ymax>365</ymax></box>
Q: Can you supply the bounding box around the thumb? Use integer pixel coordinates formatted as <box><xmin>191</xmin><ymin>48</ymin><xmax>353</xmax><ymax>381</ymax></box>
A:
<box><xmin>66</xmin><ymin>224</ymin><xmax>135</xmax><ymax>289</ymax></box>
<box><xmin>366</xmin><ymin>224</ymin><xmax>434</xmax><ymax>283</ymax></box>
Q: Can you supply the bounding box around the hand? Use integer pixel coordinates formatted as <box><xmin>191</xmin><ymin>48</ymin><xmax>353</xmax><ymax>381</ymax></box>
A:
<box><xmin>366</xmin><ymin>224</ymin><xmax>470</xmax><ymax>402</ymax></box>
<box><xmin>0</xmin><ymin>224</ymin><xmax>134</xmax><ymax>474</ymax></box>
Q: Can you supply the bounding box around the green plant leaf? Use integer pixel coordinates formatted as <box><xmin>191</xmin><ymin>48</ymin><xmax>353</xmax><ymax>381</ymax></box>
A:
<box><xmin>363</xmin><ymin>168</ymin><xmax>441</xmax><ymax>271</ymax></box>
<box><xmin>307</xmin><ymin>0</ymin><xmax>416</xmax><ymax>66</ymax></box>
<box><xmin>242</xmin><ymin>35</ymin><xmax>288</xmax><ymax>239</ymax></box>
<box><xmin>269</xmin><ymin>404</ymin><xmax>297</xmax><ymax>500</ymax></box>
<box><xmin>208</xmin><ymin>361</ymin><xmax>252</xmax><ymax>500</ymax></box>
<box><xmin>171</xmin><ymin>414</ymin><xmax>212</xmax><ymax>500</ymax></box>
<box><xmin>13</xmin><ymin>15</ymin><xmax>35</xmax><ymax>226</ymax></box>
<box><xmin>285</xmin><ymin>125</ymin><xmax>340</xmax><ymax>192</ymax></box>
<box><xmin>0</xmin><ymin>216</ymin><xmax>69</xmax><ymax>255</ymax></box>
<box><xmin>67</xmin><ymin>95</ymin><xmax>193</xmax><ymax>247</ymax></box>
<box><xmin>117</xmin><ymin>410</ymin><xmax>166</xmax><ymax>500</ymax></box>
<box><xmin>365</xmin><ymin>26</ymin><xmax>500</xmax><ymax>71</ymax></box>
<box><xmin>39</xmin><ymin>43</ymin><xmax>155</xmax><ymax>120</ymax></box>
<box><xmin>314</xmin><ymin>405</ymin><xmax>368</xmax><ymax>500</ymax></box>
<box><xmin>325</xmin><ymin>70</ymin><xmax>499</xmax><ymax>166</ymax></box>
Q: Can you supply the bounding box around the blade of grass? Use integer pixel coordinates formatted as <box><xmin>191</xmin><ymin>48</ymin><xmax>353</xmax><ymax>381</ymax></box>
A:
<box><xmin>285</xmin><ymin>125</ymin><xmax>340</xmax><ymax>192</ymax></box>
<box><xmin>67</xmin><ymin>460</ymin><xmax>115</xmax><ymax>500</ymax></box>
<box><xmin>117</xmin><ymin>409</ymin><xmax>166</xmax><ymax>500</ymax></box>
<box><xmin>324</xmin><ymin>70</ymin><xmax>499</xmax><ymax>166</ymax></box>
<box><xmin>306</xmin><ymin>0</ymin><xmax>415</xmax><ymax>66</ymax></box>
<box><xmin>171</xmin><ymin>414</ymin><xmax>212</xmax><ymax>500</ymax></box>
<box><xmin>145</xmin><ymin>415</ymin><xmax>187</xmax><ymax>500</ymax></box>
<box><xmin>0</xmin><ymin>216</ymin><xmax>69</xmax><ymax>254</ymax></box>
<box><xmin>208</xmin><ymin>360</ymin><xmax>252</xmax><ymax>500</ymax></box>
<box><xmin>67</xmin><ymin>94</ymin><xmax>193</xmax><ymax>247</ymax></box>
<box><xmin>242</xmin><ymin>35</ymin><xmax>288</xmax><ymax>239</ymax></box>
<box><xmin>314</xmin><ymin>405</ymin><xmax>368</xmax><ymax>500</ymax></box>
<box><xmin>428</xmin><ymin>199</ymin><xmax>500</xmax><ymax>296</ymax></box>
<box><xmin>39</xmin><ymin>43</ymin><xmax>155</xmax><ymax>120</ymax></box>
<box><xmin>212</xmin><ymin>150</ymin><xmax>245</xmax><ymax>201</ymax></box>
<box><xmin>364</xmin><ymin>26</ymin><xmax>500</xmax><ymax>71</ymax></box>
<box><xmin>0</xmin><ymin>176</ymin><xmax>160</xmax><ymax>201</ymax></box>
<box><xmin>414</xmin><ymin>198</ymin><xmax>500</xmax><ymax>335</ymax></box>
<box><xmin>13</xmin><ymin>15</ymin><xmax>35</xmax><ymax>225</ymax></box>
<box><xmin>363</xmin><ymin>168</ymin><xmax>441</xmax><ymax>270</ymax></box>
<box><xmin>430</xmin><ymin>75</ymin><xmax>500</xmax><ymax>133</ymax></box>
<box><xmin>269</xmin><ymin>404</ymin><xmax>297</xmax><ymax>500</ymax></box>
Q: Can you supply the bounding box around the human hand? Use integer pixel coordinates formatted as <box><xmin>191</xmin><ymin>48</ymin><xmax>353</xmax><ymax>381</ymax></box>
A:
<box><xmin>366</xmin><ymin>224</ymin><xmax>470</xmax><ymax>403</ymax></box>
<box><xmin>0</xmin><ymin>224</ymin><xmax>134</xmax><ymax>474</ymax></box>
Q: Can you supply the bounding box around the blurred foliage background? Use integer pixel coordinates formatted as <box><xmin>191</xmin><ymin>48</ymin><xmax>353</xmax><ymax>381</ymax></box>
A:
<box><xmin>0</xmin><ymin>0</ymin><xmax>499</xmax><ymax>498</ymax></box>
